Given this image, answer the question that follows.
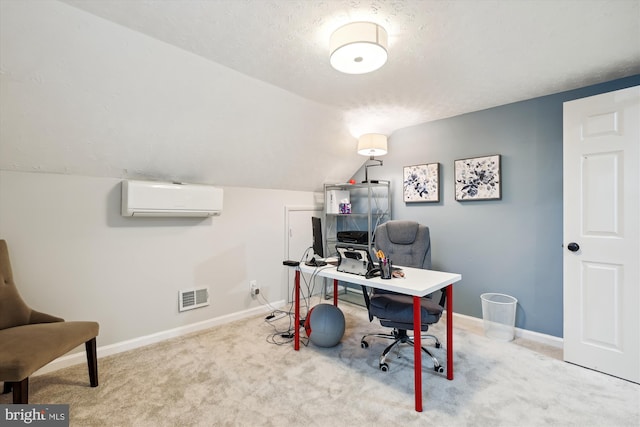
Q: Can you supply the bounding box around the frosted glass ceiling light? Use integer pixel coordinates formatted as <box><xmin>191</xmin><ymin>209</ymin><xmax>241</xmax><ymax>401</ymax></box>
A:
<box><xmin>330</xmin><ymin>22</ymin><xmax>388</xmax><ymax>74</ymax></box>
<box><xmin>358</xmin><ymin>133</ymin><xmax>387</xmax><ymax>182</ymax></box>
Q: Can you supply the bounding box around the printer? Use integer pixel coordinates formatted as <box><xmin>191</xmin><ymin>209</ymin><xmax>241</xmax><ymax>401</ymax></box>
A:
<box><xmin>336</xmin><ymin>230</ymin><xmax>369</xmax><ymax>245</ymax></box>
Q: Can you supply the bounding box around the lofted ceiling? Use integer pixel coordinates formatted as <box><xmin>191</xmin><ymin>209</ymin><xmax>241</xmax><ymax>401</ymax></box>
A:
<box><xmin>60</xmin><ymin>0</ymin><xmax>640</xmax><ymax>133</ymax></box>
<box><xmin>1</xmin><ymin>0</ymin><xmax>639</xmax><ymax>191</ymax></box>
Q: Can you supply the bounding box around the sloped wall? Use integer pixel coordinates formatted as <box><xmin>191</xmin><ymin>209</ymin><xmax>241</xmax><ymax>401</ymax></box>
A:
<box><xmin>0</xmin><ymin>0</ymin><xmax>360</xmax><ymax>192</ymax></box>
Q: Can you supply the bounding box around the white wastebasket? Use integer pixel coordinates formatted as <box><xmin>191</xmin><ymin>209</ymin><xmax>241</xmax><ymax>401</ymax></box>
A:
<box><xmin>481</xmin><ymin>293</ymin><xmax>518</xmax><ymax>341</ymax></box>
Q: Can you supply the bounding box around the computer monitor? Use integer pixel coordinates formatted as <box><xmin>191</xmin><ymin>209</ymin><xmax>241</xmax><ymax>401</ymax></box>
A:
<box><xmin>311</xmin><ymin>216</ymin><xmax>324</xmax><ymax>258</ymax></box>
<box><xmin>306</xmin><ymin>217</ymin><xmax>327</xmax><ymax>266</ymax></box>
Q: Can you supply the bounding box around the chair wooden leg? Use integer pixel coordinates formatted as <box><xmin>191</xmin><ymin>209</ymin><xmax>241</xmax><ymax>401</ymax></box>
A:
<box><xmin>12</xmin><ymin>378</ymin><xmax>28</xmax><ymax>404</ymax></box>
<box><xmin>3</xmin><ymin>382</ymin><xmax>12</xmax><ymax>394</ymax></box>
<box><xmin>85</xmin><ymin>337</ymin><xmax>98</xmax><ymax>387</ymax></box>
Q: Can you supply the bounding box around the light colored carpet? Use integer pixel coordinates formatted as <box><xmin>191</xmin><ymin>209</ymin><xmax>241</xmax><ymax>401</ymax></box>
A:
<box><xmin>2</xmin><ymin>303</ymin><xmax>638</xmax><ymax>426</ymax></box>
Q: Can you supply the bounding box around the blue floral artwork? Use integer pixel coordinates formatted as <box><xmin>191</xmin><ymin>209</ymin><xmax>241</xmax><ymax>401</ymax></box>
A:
<box><xmin>403</xmin><ymin>163</ymin><xmax>440</xmax><ymax>203</ymax></box>
<box><xmin>454</xmin><ymin>155</ymin><xmax>501</xmax><ymax>201</ymax></box>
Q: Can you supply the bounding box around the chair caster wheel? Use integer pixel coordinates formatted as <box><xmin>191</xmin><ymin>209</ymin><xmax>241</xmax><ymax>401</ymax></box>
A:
<box><xmin>361</xmin><ymin>340</ymin><xmax>369</xmax><ymax>349</ymax></box>
<box><xmin>379</xmin><ymin>363</ymin><xmax>389</xmax><ymax>372</ymax></box>
<box><xmin>434</xmin><ymin>365</ymin><xmax>444</xmax><ymax>373</ymax></box>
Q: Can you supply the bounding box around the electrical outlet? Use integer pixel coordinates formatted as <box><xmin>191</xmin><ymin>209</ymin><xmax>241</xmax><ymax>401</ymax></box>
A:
<box><xmin>250</xmin><ymin>280</ymin><xmax>260</xmax><ymax>296</ymax></box>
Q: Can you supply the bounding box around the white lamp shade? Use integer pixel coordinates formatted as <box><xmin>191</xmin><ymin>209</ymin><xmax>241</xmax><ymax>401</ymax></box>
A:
<box><xmin>357</xmin><ymin>134</ymin><xmax>388</xmax><ymax>157</ymax></box>
<box><xmin>330</xmin><ymin>22</ymin><xmax>388</xmax><ymax>74</ymax></box>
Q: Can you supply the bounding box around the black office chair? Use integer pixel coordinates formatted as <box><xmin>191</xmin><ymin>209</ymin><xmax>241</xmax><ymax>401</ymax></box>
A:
<box><xmin>360</xmin><ymin>220</ymin><xmax>445</xmax><ymax>373</ymax></box>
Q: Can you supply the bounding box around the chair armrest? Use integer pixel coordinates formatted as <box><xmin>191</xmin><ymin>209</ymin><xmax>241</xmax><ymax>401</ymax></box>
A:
<box><xmin>29</xmin><ymin>310</ymin><xmax>64</xmax><ymax>324</ymax></box>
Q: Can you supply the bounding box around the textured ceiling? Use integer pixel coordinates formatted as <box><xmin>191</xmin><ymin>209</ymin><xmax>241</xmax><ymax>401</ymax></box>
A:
<box><xmin>60</xmin><ymin>0</ymin><xmax>640</xmax><ymax>135</ymax></box>
<box><xmin>1</xmin><ymin>0</ymin><xmax>639</xmax><ymax>192</ymax></box>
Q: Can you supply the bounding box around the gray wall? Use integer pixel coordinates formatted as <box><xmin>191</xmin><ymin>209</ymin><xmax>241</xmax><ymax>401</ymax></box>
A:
<box><xmin>356</xmin><ymin>75</ymin><xmax>640</xmax><ymax>337</ymax></box>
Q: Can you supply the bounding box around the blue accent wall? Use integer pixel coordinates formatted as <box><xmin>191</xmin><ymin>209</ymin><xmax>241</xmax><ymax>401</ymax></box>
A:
<box><xmin>366</xmin><ymin>75</ymin><xmax>640</xmax><ymax>337</ymax></box>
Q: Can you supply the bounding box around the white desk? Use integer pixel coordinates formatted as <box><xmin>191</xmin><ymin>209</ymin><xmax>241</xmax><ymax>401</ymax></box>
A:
<box><xmin>292</xmin><ymin>263</ymin><xmax>461</xmax><ymax>412</ymax></box>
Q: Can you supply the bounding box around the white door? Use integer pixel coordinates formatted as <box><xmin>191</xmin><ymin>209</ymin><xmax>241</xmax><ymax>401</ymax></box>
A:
<box><xmin>285</xmin><ymin>207</ymin><xmax>322</xmax><ymax>302</ymax></box>
<box><xmin>563</xmin><ymin>86</ymin><xmax>640</xmax><ymax>383</ymax></box>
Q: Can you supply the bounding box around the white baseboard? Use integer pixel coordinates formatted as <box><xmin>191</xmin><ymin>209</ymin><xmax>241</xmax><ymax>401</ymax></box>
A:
<box><xmin>33</xmin><ymin>300</ymin><xmax>287</xmax><ymax>377</ymax></box>
<box><xmin>451</xmin><ymin>311</ymin><xmax>564</xmax><ymax>349</ymax></box>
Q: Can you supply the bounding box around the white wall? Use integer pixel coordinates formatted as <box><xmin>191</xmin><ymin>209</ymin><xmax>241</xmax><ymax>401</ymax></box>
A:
<box><xmin>0</xmin><ymin>170</ymin><xmax>318</xmax><ymax>347</ymax></box>
<box><xmin>0</xmin><ymin>0</ymin><xmax>361</xmax><ymax>192</ymax></box>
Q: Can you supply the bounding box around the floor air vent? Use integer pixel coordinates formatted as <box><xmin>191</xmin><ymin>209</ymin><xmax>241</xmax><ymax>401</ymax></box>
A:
<box><xmin>179</xmin><ymin>287</ymin><xmax>210</xmax><ymax>312</ymax></box>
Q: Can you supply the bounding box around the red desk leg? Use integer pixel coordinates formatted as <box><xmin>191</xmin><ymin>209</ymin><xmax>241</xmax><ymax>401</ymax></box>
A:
<box><xmin>294</xmin><ymin>269</ymin><xmax>300</xmax><ymax>351</ymax></box>
<box><xmin>446</xmin><ymin>284</ymin><xmax>454</xmax><ymax>380</ymax></box>
<box><xmin>413</xmin><ymin>295</ymin><xmax>423</xmax><ymax>412</ymax></box>
<box><xmin>333</xmin><ymin>279</ymin><xmax>338</xmax><ymax>306</ymax></box>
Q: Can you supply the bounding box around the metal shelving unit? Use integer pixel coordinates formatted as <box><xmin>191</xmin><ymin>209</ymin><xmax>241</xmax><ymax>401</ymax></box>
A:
<box><xmin>323</xmin><ymin>181</ymin><xmax>391</xmax><ymax>304</ymax></box>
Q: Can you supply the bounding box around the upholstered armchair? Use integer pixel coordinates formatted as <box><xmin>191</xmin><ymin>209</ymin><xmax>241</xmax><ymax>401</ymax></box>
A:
<box><xmin>0</xmin><ymin>240</ymin><xmax>99</xmax><ymax>404</ymax></box>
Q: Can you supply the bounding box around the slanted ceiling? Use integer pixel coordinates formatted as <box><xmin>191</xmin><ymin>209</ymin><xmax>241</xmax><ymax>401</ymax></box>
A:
<box><xmin>1</xmin><ymin>0</ymin><xmax>639</xmax><ymax>191</ymax></box>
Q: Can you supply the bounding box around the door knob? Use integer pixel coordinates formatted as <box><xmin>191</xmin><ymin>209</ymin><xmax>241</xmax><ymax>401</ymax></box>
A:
<box><xmin>567</xmin><ymin>242</ymin><xmax>580</xmax><ymax>252</ymax></box>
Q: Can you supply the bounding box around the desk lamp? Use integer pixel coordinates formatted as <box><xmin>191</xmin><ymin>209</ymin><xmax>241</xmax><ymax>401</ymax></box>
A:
<box><xmin>358</xmin><ymin>134</ymin><xmax>387</xmax><ymax>183</ymax></box>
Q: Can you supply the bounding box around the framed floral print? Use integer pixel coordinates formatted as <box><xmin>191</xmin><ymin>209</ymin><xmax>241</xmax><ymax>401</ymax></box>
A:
<box><xmin>403</xmin><ymin>163</ymin><xmax>440</xmax><ymax>203</ymax></box>
<box><xmin>454</xmin><ymin>154</ymin><xmax>501</xmax><ymax>201</ymax></box>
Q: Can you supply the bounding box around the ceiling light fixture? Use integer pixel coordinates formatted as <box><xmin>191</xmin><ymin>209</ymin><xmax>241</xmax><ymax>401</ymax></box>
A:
<box><xmin>330</xmin><ymin>22</ymin><xmax>388</xmax><ymax>74</ymax></box>
<box><xmin>357</xmin><ymin>133</ymin><xmax>387</xmax><ymax>182</ymax></box>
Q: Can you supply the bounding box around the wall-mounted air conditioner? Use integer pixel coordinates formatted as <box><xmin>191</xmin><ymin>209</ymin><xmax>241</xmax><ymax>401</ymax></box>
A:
<box><xmin>121</xmin><ymin>180</ymin><xmax>223</xmax><ymax>217</ymax></box>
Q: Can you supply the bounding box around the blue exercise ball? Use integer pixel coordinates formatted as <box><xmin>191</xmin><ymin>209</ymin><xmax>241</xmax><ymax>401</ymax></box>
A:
<box><xmin>305</xmin><ymin>304</ymin><xmax>345</xmax><ymax>347</ymax></box>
